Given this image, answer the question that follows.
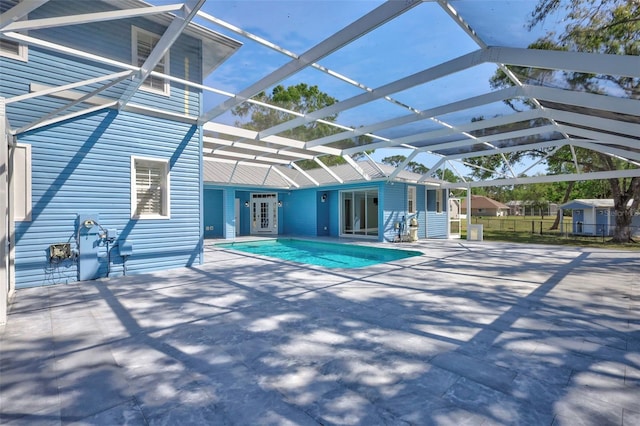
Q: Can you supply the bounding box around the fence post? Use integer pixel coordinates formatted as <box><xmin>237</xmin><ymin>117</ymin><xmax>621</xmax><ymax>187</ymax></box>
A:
<box><xmin>531</xmin><ymin>221</ymin><xmax>534</xmax><ymax>234</ymax></box>
<box><xmin>540</xmin><ymin>221</ymin><xmax>543</xmax><ymax>235</ymax></box>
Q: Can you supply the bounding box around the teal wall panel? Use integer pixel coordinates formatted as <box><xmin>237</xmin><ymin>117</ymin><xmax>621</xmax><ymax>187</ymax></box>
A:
<box><xmin>426</xmin><ymin>189</ymin><xmax>448</xmax><ymax>238</ymax></box>
<box><xmin>283</xmin><ymin>189</ymin><xmax>316</xmax><ymax>236</ymax></box>
<box><xmin>203</xmin><ymin>189</ymin><xmax>224</xmax><ymax>238</ymax></box>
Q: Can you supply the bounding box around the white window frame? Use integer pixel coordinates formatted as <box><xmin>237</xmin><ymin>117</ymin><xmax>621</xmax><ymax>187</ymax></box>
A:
<box><xmin>1</xmin><ymin>0</ymin><xmax>28</xmax><ymax>62</ymax></box>
<box><xmin>339</xmin><ymin>188</ymin><xmax>379</xmax><ymax>238</ymax></box>
<box><xmin>407</xmin><ymin>186</ymin><xmax>417</xmax><ymax>214</ymax></box>
<box><xmin>11</xmin><ymin>143</ymin><xmax>31</xmax><ymax>221</ymax></box>
<box><xmin>436</xmin><ymin>189</ymin><xmax>443</xmax><ymax>214</ymax></box>
<box><xmin>131</xmin><ymin>156</ymin><xmax>170</xmax><ymax>219</ymax></box>
<box><xmin>0</xmin><ymin>38</ymin><xmax>28</xmax><ymax>62</ymax></box>
<box><xmin>131</xmin><ymin>26</ymin><xmax>170</xmax><ymax>96</ymax></box>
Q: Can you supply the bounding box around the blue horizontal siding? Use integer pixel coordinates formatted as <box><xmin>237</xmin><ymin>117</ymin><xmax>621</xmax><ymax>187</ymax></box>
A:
<box><xmin>14</xmin><ymin>109</ymin><xmax>202</xmax><ymax>288</ymax></box>
<box><xmin>382</xmin><ymin>182</ymin><xmax>406</xmax><ymax>242</ymax></box>
<box><xmin>426</xmin><ymin>189</ymin><xmax>448</xmax><ymax>238</ymax></box>
<box><xmin>1</xmin><ymin>0</ymin><xmax>202</xmax><ymax>127</ymax></box>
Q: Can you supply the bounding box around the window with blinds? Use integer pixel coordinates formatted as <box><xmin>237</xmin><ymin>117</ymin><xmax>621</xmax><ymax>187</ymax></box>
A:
<box><xmin>132</xmin><ymin>27</ymin><xmax>169</xmax><ymax>95</ymax></box>
<box><xmin>408</xmin><ymin>186</ymin><xmax>416</xmax><ymax>214</ymax></box>
<box><xmin>131</xmin><ymin>157</ymin><xmax>170</xmax><ymax>219</ymax></box>
<box><xmin>1</xmin><ymin>1</ymin><xmax>27</xmax><ymax>61</ymax></box>
<box><xmin>436</xmin><ymin>189</ymin><xmax>443</xmax><ymax>214</ymax></box>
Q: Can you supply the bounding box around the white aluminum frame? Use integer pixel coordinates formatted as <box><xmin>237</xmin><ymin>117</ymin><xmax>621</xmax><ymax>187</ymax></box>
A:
<box><xmin>0</xmin><ymin>0</ymin><xmax>638</xmax><ymax>188</ymax></box>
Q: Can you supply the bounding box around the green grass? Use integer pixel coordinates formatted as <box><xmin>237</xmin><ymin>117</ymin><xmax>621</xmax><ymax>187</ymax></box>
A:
<box><xmin>456</xmin><ymin>216</ymin><xmax>640</xmax><ymax>250</ymax></box>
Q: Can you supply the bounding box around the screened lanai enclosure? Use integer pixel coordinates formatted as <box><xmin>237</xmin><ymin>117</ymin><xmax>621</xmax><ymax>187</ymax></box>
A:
<box><xmin>2</xmin><ymin>0</ymin><xmax>637</xmax><ymax>182</ymax></box>
<box><xmin>1</xmin><ymin>0</ymin><xmax>639</xmax><ymax>323</ymax></box>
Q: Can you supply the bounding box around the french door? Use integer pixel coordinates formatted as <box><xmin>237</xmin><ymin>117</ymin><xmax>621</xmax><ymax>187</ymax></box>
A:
<box><xmin>251</xmin><ymin>193</ymin><xmax>278</xmax><ymax>234</ymax></box>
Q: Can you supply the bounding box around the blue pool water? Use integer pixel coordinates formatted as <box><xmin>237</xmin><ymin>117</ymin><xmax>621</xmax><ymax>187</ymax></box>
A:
<box><xmin>215</xmin><ymin>239</ymin><xmax>422</xmax><ymax>268</ymax></box>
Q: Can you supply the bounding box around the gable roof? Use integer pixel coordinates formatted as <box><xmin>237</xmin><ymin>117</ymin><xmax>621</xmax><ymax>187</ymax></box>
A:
<box><xmin>204</xmin><ymin>159</ymin><xmax>445</xmax><ymax>189</ymax></box>
<box><xmin>119</xmin><ymin>0</ymin><xmax>242</xmax><ymax>76</ymax></box>
<box><xmin>560</xmin><ymin>199</ymin><xmax>619</xmax><ymax>210</ymax></box>
<box><xmin>463</xmin><ymin>195</ymin><xmax>509</xmax><ymax>210</ymax></box>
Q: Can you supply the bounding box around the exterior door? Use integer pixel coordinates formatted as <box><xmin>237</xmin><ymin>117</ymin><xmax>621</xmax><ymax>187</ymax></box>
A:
<box><xmin>251</xmin><ymin>193</ymin><xmax>278</xmax><ymax>234</ymax></box>
<box><xmin>596</xmin><ymin>208</ymin><xmax>610</xmax><ymax>236</ymax></box>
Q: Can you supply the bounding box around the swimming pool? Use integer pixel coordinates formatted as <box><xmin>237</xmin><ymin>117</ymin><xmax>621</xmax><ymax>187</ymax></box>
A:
<box><xmin>215</xmin><ymin>239</ymin><xmax>422</xmax><ymax>268</ymax></box>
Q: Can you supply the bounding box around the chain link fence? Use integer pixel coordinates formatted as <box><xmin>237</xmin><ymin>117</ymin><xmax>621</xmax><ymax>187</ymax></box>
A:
<box><xmin>469</xmin><ymin>217</ymin><xmax>640</xmax><ymax>244</ymax></box>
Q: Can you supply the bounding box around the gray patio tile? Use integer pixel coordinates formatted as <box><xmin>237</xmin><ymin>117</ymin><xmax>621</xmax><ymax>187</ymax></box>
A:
<box><xmin>258</xmin><ymin>364</ymin><xmax>342</xmax><ymax>408</ymax></box>
<box><xmin>431</xmin><ymin>351</ymin><xmax>517</xmax><ymax>393</ymax></box>
<box><xmin>491</xmin><ymin>330</ymin><xmax>540</xmax><ymax>355</ymax></box>
<box><xmin>135</xmin><ymin>374</ymin><xmax>219</xmax><ymax>420</ymax></box>
<box><xmin>623</xmin><ymin>409</ymin><xmax>640</xmax><ymax>426</ymax></box>
<box><xmin>552</xmin><ymin>412</ymin><xmax>619</xmax><ymax>426</ymax></box>
<box><xmin>55</xmin><ymin>358</ymin><xmax>133</xmax><ymax>422</ymax></box>
<box><xmin>67</xmin><ymin>399</ymin><xmax>145</xmax><ymax>426</ymax></box>
<box><xmin>552</xmin><ymin>387</ymin><xmax>624</xmax><ymax>426</ymax></box>
<box><xmin>625</xmin><ymin>353</ymin><xmax>640</xmax><ymax>387</ymax></box>
<box><xmin>569</xmin><ymin>360</ymin><xmax>629</xmax><ymax>388</ymax></box>
<box><xmin>318</xmin><ymin>356</ymin><xmax>460</xmax><ymax>404</ymax></box>
<box><xmin>509</xmin><ymin>373</ymin><xmax>568</xmax><ymax>415</ymax></box>
<box><xmin>2</xmin><ymin>241</ymin><xmax>639</xmax><ymax>425</ymax></box>
<box><xmin>455</xmin><ymin>327</ymin><xmax>503</xmax><ymax>356</ymax></box>
<box><xmin>484</xmin><ymin>348</ymin><xmax>573</xmax><ymax>386</ymax></box>
<box><xmin>304</xmin><ymin>387</ymin><xmax>397</xmax><ymax>426</ymax></box>
<box><xmin>570</xmin><ymin>382</ymin><xmax>640</xmax><ymax>413</ymax></box>
<box><xmin>145</xmin><ymin>402</ymin><xmax>227</xmax><ymax>426</ymax></box>
<box><xmin>380</xmin><ymin>389</ymin><xmax>487</xmax><ymax>426</ymax></box>
<box><xmin>442</xmin><ymin>377</ymin><xmax>554</xmax><ymax>426</ymax></box>
<box><xmin>0</xmin><ymin>366</ymin><xmax>60</xmax><ymax>423</ymax></box>
<box><xmin>0</xmin><ymin>404</ymin><xmax>62</xmax><ymax>426</ymax></box>
<box><xmin>2</xmin><ymin>309</ymin><xmax>52</xmax><ymax>339</ymax></box>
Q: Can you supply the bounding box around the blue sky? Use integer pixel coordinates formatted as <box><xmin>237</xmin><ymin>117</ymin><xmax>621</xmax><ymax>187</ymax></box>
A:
<box><xmin>148</xmin><ymin>0</ymin><xmax>562</xmax><ymax>177</ymax></box>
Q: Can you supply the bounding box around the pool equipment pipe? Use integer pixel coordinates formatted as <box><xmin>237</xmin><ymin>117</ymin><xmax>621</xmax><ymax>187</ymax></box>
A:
<box><xmin>76</xmin><ymin>214</ymin><xmax>122</xmax><ymax>280</ymax></box>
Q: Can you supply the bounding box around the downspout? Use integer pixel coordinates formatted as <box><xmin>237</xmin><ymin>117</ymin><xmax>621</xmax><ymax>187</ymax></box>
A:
<box><xmin>198</xmin><ymin>124</ymin><xmax>204</xmax><ymax>265</ymax></box>
<box><xmin>445</xmin><ymin>189</ymin><xmax>450</xmax><ymax>239</ymax></box>
<box><xmin>466</xmin><ymin>185</ymin><xmax>472</xmax><ymax>240</ymax></box>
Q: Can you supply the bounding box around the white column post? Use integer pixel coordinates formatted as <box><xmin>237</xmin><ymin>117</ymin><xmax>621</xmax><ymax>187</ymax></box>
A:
<box><xmin>1</xmin><ymin>98</ymin><xmax>9</xmax><ymax>325</ymax></box>
<box><xmin>466</xmin><ymin>185</ymin><xmax>472</xmax><ymax>240</ymax></box>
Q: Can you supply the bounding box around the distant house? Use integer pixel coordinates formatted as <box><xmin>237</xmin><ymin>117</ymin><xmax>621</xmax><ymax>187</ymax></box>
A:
<box><xmin>560</xmin><ymin>199</ymin><xmax>640</xmax><ymax>236</ymax></box>
<box><xmin>506</xmin><ymin>200</ymin><xmax>524</xmax><ymax>216</ymax></box>
<box><xmin>461</xmin><ymin>196</ymin><xmax>509</xmax><ymax>217</ymax></box>
<box><xmin>506</xmin><ymin>200</ymin><xmax>559</xmax><ymax>217</ymax></box>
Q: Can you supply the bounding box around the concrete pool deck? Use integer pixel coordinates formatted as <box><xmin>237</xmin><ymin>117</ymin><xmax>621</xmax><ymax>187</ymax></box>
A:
<box><xmin>1</xmin><ymin>240</ymin><xmax>639</xmax><ymax>425</ymax></box>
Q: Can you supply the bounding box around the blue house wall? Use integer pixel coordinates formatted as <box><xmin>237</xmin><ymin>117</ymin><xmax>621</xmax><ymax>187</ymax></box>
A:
<box><xmin>203</xmin><ymin>181</ymin><xmax>449</xmax><ymax>243</ymax></box>
<box><xmin>572</xmin><ymin>210</ymin><xmax>585</xmax><ymax>234</ymax></box>
<box><xmin>283</xmin><ymin>189</ymin><xmax>317</xmax><ymax>236</ymax></box>
<box><xmin>203</xmin><ymin>189</ymin><xmax>224</xmax><ymax>238</ymax></box>
<box><xmin>13</xmin><ymin>111</ymin><xmax>202</xmax><ymax>288</ymax></box>
<box><xmin>382</xmin><ymin>182</ymin><xmax>405</xmax><ymax>242</ymax></box>
<box><xmin>3</xmin><ymin>2</ymin><xmax>205</xmax><ymax>288</ymax></box>
<box><xmin>426</xmin><ymin>188</ymin><xmax>449</xmax><ymax>238</ymax></box>
<box><xmin>316</xmin><ymin>190</ymin><xmax>331</xmax><ymax>236</ymax></box>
